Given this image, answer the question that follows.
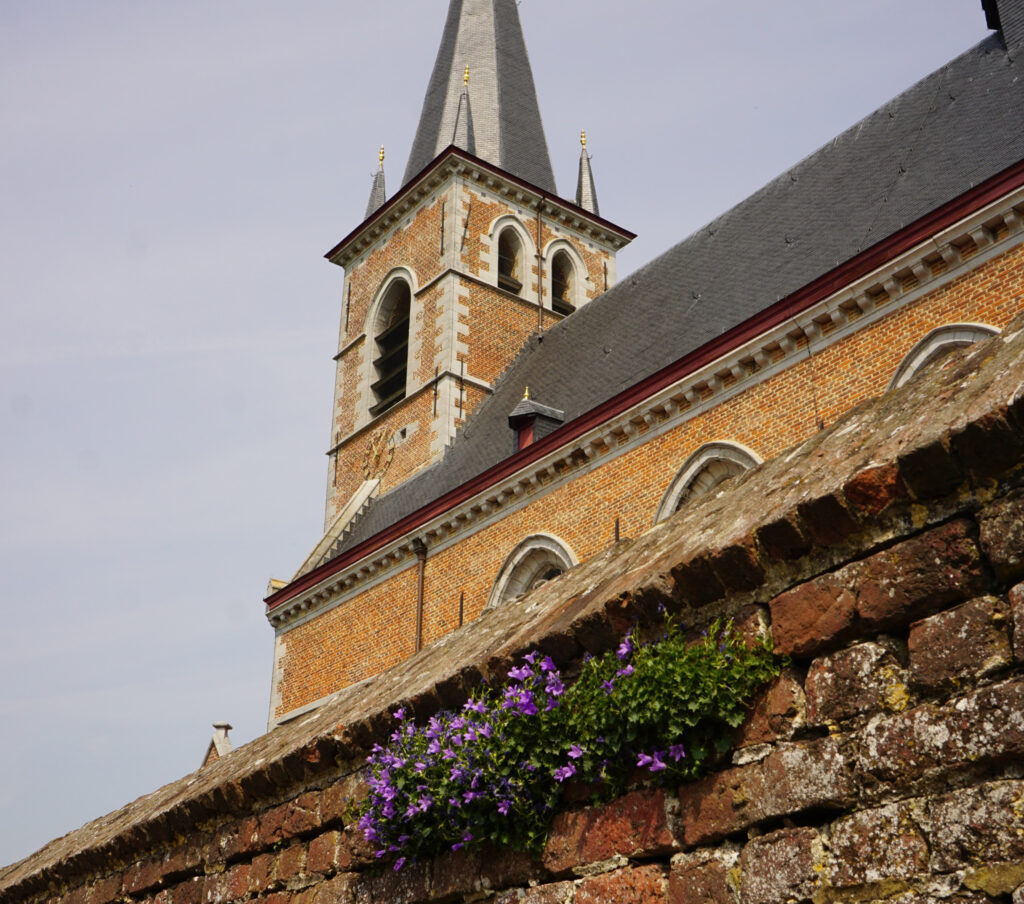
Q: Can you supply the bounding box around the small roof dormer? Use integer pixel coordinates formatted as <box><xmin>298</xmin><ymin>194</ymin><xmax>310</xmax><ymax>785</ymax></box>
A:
<box><xmin>508</xmin><ymin>389</ymin><xmax>564</xmax><ymax>453</ymax></box>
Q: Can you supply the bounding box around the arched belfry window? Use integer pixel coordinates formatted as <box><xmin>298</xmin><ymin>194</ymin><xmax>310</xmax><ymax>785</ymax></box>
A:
<box><xmin>551</xmin><ymin>251</ymin><xmax>575</xmax><ymax>315</ymax></box>
<box><xmin>498</xmin><ymin>228</ymin><xmax>523</xmax><ymax>295</ymax></box>
<box><xmin>369</xmin><ymin>279</ymin><xmax>411</xmax><ymax>417</ymax></box>
<box><xmin>888</xmin><ymin>323</ymin><xmax>999</xmax><ymax>391</ymax></box>
<box><xmin>655</xmin><ymin>441</ymin><xmax>762</xmax><ymax>524</ymax></box>
<box><xmin>486</xmin><ymin>534</ymin><xmax>577</xmax><ymax>610</ymax></box>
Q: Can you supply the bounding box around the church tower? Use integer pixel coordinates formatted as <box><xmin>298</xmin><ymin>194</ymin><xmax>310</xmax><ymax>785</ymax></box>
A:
<box><xmin>300</xmin><ymin>0</ymin><xmax>633</xmax><ymax>575</ymax></box>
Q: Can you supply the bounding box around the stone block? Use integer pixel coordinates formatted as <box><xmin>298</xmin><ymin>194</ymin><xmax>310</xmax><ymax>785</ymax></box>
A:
<box><xmin>166</xmin><ymin>877</ymin><xmax>203</xmax><ymax>904</ymax></box>
<box><xmin>122</xmin><ymin>855</ymin><xmax>164</xmax><ymax>896</ymax></box>
<box><xmin>740</xmin><ymin>828</ymin><xmax>824</xmax><ymax>904</ymax></box>
<box><xmin>494</xmin><ymin>881</ymin><xmax>575</xmax><ymax>904</ymax></box>
<box><xmin>668</xmin><ymin>854</ymin><xmax>737</xmax><ymax>904</ymax></box>
<box><xmin>283</xmin><ymin>791</ymin><xmax>322</xmax><ymax>838</ymax></box>
<box><xmin>307</xmin><ymin>830</ymin><xmax>342</xmax><ymax>875</ymax></box>
<box><xmin>858</xmin><ymin>679</ymin><xmax>1024</xmax><ymax>782</ymax></box>
<box><xmin>223</xmin><ymin>863</ymin><xmax>250</xmax><ymax>901</ymax></box>
<box><xmin>927</xmin><ymin>780</ymin><xmax>1024</xmax><ymax>870</ymax></box>
<box><xmin>1010</xmin><ymin>583</ymin><xmax>1024</xmax><ymax>663</ymax></box>
<box><xmin>276</xmin><ymin>841</ymin><xmax>306</xmax><ymax>882</ymax></box>
<box><xmin>805</xmin><ymin>642</ymin><xmax>908</xmax><ymax>724</ymax></box>
<box><xmin>755</xmin><ymin>514</ymin><xmax>812</xmax><ymax>561</ymax></box>
<box><xmin>431</xmin><ymin>845</ymin><xmax>541</xmax><ymax>900</ymax></box>
<box><xmin>909</xmin><ymin>596</ymin><xmax>1012</xmax><ymax>690</ymax></box>
<box><xmin>248</xmin><ymin>853</ymin><xmax>275</xmax><ymax>894</ymax></box>
<box><xmin>771</xmin><ymin>520</ymin><xmax>984</xmax><ymax>657</ymax></box>
<box><xmin>318</xmin><ymin>872</ymin><xmax>364</xmax><ymax>904</ymax></box>
<box><xmin>1015</xmin><ymin>882</ymin><xmax>1024</xmax><ymax>904</ymax></box>
<box><xmin>543</xmin><ymin>788</ymin><xmax>678</xmax><ymax>873</ymax></box>
<box><xmin>897</xmin><ymin>437</ymin><xmax>963</xmax><ymax>501</ymax></box>
<box><xmin>86</xmin><ymin>876</ymin><xmax>122</xmax><ymax>904</ymax></box>
<box><xmin>677</xmin><ymin>738</ymin><xmax>854</xmax><ymax>845</ymax></box>
<box><xmin>355</xmin><ymin>859</ymin><xmax>430</xmax><ymax>904</ymax></box>
<box><xmin>576</xmin><ymin>865</ymin><xmax>668</xmax><ymax>904</ymax></box>
<box><xmin>732</xmin><ymin>668</ymin><xmax>805</xmax><ymax>747</ymax></box>
<box><xmin>797</xmin><ymin>493</ymin><xmax>859</xmax><ymax>547</ymax></box>
<box><xmin>843</xmin><ymin>463</ymin><xmax>905</xmax><ymax>517</ymax></box>
<box><xmin>979</xmin><ymin>489</ymin><xmax>1024</xmax><ymax>583</ymax></box>
<box><xmin>258</xmin><ymin>802</ymin><xmax>290</xmax><ymax>847</ymax></box>
<box><xmin>830</xmin><ymin>801</ymin><xmax>929</xmax><ymax>887</ymax></box>
<box><xmin>709</xmin><ymin>536</ymin><xmax>765</xmax><ymax>593</ymax></box>
<box><xmin>338</xmin><ymin>825</ymin><xmax>377</xmax><ymax>870</ymax></box>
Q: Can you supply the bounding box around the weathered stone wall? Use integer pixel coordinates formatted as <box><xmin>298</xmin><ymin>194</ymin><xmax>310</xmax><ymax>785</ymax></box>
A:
<box><xmin>5</xmin><ymin>318</ymin><xmax>1024</xmax><ymax>904</ymax></box>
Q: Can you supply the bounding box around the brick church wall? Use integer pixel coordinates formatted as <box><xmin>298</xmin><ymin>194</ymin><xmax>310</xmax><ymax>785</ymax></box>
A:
<box><xmin>275</xmin><ymin>239</ymin><xmax>1024</xmax><ymax>715</ymax></box>
<box><xmin>6</xmin><ymin>315</ymin><xmax>1024</xmax><ymax>904</ymax></box>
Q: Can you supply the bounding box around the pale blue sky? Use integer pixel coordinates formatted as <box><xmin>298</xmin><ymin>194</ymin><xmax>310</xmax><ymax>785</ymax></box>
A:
<box><xmin>0</xmin><ymin>0</ymin><xmax>989</xmax><ymax>868</ymax></box>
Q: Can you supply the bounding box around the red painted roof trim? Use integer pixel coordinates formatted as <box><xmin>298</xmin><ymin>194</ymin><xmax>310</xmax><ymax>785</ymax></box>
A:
<box><xmin>324</xmin><ymin>145</ymin><xmax>635</xmax><ymax>264</ymax></box>
<box><xmin>269</xmin><ymin>157</ymin><xmax>1024</xmax><ymax>611</ymax></box>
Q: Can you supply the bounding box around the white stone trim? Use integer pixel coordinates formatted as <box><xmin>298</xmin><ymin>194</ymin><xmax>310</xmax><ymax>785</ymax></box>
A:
<box><xmin>888</xmin><ymin>322</ymin><xmax>1000</xmax><ymax>390</ymax></box>
<box><xmin>655</xmin><ymin>441</ymin><xmax>762</xmax><ymax>524</ymax></box>
<box><xmin>482</xmin><ymin>214</ymin><xmax>537</xmax><ymax>302</ymax></box>
<box><xmin>541</xmin><ymin>238</ymin><xmax>592</xmax><ymax>311</ymax></box>
<box><xmin>485</xmin><ymin>533</ymin><xmax>577</xmax><ymax>611</ymax></box>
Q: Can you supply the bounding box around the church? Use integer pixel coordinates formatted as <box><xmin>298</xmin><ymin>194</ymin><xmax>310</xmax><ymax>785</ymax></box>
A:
<box><xmin>264</xmin><ymin>0</ymin><xmax>1024</xmax><ymax>727</ymax></box>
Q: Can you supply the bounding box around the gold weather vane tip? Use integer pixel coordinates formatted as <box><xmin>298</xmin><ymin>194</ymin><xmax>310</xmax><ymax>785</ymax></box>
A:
<box><xmin>581</xmin><ymin>130</ymin><xmax>587</xmax><ymax>149</ymax></box>
<box><xmin>523</xmin><ymin>386</ymin><xmax>530</xmax><ymax>400</ymax></box>
<box><xmin>378</xmin><ymin>145</ymin><xmax>385</xmax><ymax>166</ymax></box>
<box><xmin>464</xmin><ymin>65</ymin><xmax>470</xmax><ymax>87</ymax></box>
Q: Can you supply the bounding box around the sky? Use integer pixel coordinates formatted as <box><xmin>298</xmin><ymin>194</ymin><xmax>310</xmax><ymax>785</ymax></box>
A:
<box><xmin>0</xmin><ymin>0</ymin><xmax>991</xmax><ymax>869</ymax></box>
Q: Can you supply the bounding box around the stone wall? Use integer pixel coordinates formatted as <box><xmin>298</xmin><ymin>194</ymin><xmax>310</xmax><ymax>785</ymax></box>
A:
<box><xmin>5</xmin><ymin>317</ymin><xmax>1024</xmax><ymax>904</ymax></box>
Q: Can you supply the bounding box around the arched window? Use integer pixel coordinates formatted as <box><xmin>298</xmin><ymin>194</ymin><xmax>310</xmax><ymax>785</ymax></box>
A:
<box><xmin>551</xmin><ymin>251</ymin><xmax>575</xmax><ymax>315</ymax></box>
<box><xmin>369</xmin><ymin>279</ymin><xmax>411</xmax><ymax>417</ymax></box>
<box><xmin>486</xmin><ymin>534</ymin><xmax>577</xmax><ymax>610</ymax></box>
<box><xmin>497</xmin><ymin>228</ymin><xmax>523</xmax><ymax>295</ymax></box>
<box><xmin>888</xmin><ymin>323</ymin><xmax>999</xmax><ymax>390</ymax></box>
<box><xmin>655</xmin><ymin>441</ymin><xmax>762</xmax><ymax>523</ymax></box>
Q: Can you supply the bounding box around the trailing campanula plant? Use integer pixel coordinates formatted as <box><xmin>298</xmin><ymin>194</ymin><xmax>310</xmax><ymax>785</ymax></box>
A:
<box><xmin>357</xmin><ymin>616</ymin><xmax>779</xmax><ymax>869</ymax></box>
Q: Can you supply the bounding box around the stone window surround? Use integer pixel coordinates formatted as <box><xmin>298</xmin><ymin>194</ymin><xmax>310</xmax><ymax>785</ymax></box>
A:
<box><xmin>888</xmin><ymin>322</ymin><xmax>1001</xmax><ymax>390</ymax></box>
<box><xmin>655</xmin><ymin>441</ymin><xmax>763</xmax><ymax>525</ymax></box>
<box><xmin>485</xmin><ymin>533</ymin><xmax>578</xmax><ymax>611</ymax></box>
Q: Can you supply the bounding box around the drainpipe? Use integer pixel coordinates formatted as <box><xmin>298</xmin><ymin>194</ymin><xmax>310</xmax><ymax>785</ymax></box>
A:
<box><xmin>413</xmin><ymin>538</ymin><xmax>428</xmax><ymax>651</ymax></box>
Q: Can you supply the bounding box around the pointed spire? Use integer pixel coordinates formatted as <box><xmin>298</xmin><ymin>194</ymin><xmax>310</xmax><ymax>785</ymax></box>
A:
<box><xmin>575</xmin><ymin>131</ymin><xmax>599</xmax><ymax>216</ymax></box>
<box><xmin>403</xmin><ymin>0</ymin><xmax>556</xmax><ymax>193</ymax></box>
<box><xmin>365</xmin><ymin>146</ymin><xmax>387</xmax><ymax>219</ymax></box>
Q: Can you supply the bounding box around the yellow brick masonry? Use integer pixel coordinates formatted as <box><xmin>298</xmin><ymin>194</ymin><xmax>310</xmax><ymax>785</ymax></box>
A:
<box><xmin>325</xmin><ymin>179</ymin><xmax>615</xmax><ymax>524</ymax></box>
<box><xmin>273</xmin><ymin>240</ymin><xmax>1024</xmax><ymax>720</ymax></box>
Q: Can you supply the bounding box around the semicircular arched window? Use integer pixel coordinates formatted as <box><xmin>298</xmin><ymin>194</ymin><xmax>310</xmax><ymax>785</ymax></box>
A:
<box><xmin>888</xmin><ymin>323</ymin><xmax>999</xmax><ymax>391</ymax></box>
<box><xmin>655</xmin><ymin>441</ymin><xmax>762</xmax><ymax>523</ymax></box>
<box><xmin>551</xmin><ymin>250</ymin><xmax>575</xmax><ymax>316</ymax></box>
<box><xmin>369</xmin><ymin>279</ymin><xmax>411</xmax><ymax>417</ymax></box>
<box><xmin>497</xmin><ymin>228</ymin><xmax>524</xmax><ymax>295</ymax></box>
<box><xmin>486</xmin><ymin>534</ymin><xmax>576</xmax><ymax>610</ymax></box>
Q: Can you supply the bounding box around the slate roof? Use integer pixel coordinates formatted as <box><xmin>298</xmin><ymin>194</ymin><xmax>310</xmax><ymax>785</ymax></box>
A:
<box><xmin>402</xmin><ymin>0</ymin><xmax>556</xmax><ymax>193</ymax></box>
<box><xmin>330</xmin><ymin>30</ymin><xmax>1024</xmax><ymax>564</ymax></box>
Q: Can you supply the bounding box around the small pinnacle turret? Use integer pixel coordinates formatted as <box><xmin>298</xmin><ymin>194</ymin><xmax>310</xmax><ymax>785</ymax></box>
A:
<box><xmin>403</xmin><ymin>0</ymin><xmax>556</xmax><ymax>193</ymax></box>
<box><xmin>575</xmin><ymin>131</ymin><xmax>599</xmax><ymax>216</ymax></box>
<box><xmin>365</xmin><ymin>146</ymin><xmax>387</xmax><ymax>218</ymax></box>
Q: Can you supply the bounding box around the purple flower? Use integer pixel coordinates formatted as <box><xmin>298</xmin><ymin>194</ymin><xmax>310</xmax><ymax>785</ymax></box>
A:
<box><xmin>448</xmin><ymin>796</ymin><xmax>462</xmax><ymax>808</ymax></box>
<box><xmin>545</xmin><ymin>675</ymin><xmax>565</xmax><ymax>697</ymax></box>
<box><xmin>553</xmin><ymin>763</ymin><xmax>577</xmax><ymax>782</ymax></box>
<box><xmin>540</xmin><ymin>656</ymin><xmax>557</xmax><ymax>673</ymax></box>
<box><xmin>414</xmin><ymin>761</ymin><xmax>427</xmax><ymax>774</ymax></box>
<box><xmin>418</xmin><ymin>795</ymin><xmax>433</xmax><ymax>812</ymax></box>
<box><xmin>617</xmin><ymin>637</ymin><xmax>634</xmax><ymax>660</ymax></box>
<box><xmin>463</xmin><ymin>699</ymin><xmax>486</xmax><ymax>714</ymax></box>
<box><xmin>497</xmin><ymin>799</ymin><xmax>512</xmax><ymax>815</ymax></box>
<box><xmin>568</xmin><ymin>744</ymin><xmax>584</xmax><ymax>760</ymax></box>
<box><xmin>452</xmin><ymin>841</ymin><xmax>464</xmax><ymax>851</ymax></box>
<box><xmin>524</xmin><ymin>651</ymin><xmax>538</xmax><ymax>665</ymax></box>
<box><xmin>669</xmin><ymin>743</ymin><xmax>686</xmax><ymax>762</ymax></box>
<box><xmin>616</xmin><ymin>664</ymin><xmax>634</xmax><ymax>678</ymax></box>
<box><xmin>649</xmin><ymin>751</ymin><xmax>667</xmax><ymax>772</ymax></box>
<box><xmin>636</xmin><ymin>752</ymin><xmax>653</xmax><ymax>768</ymax></box>
<box><xmin>478</xmin><ymin>722</ymin><xmax>492</xmax><ymax>738</ymax></box>
<box><xmin>602</xmin><ymin>679</ymin><xmax>615</xmax><ymax>695</ymax></box>
<box><xmin>427</xmin><ymin>739</ymin><xmax>441</xmax><ymax>755</ymax></box>
<box><xmin>508</xmin><ymin>664</ymin><xmax>533</xmax><ymax>681</ymax></box>
<box><xmin>394</xmin><ymin>857</ymin><xmax>406</xmax><ymax>871</ymax></box>
<box><xmin>393</xmin><ymin>707</ymin><xmax>407</xmax><ymax>721</ymax></box>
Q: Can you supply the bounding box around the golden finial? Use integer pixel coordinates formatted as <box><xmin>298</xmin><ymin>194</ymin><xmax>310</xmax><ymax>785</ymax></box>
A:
<box><xmin>464</xmin><ymin>65</ymin><xmax>470</xmax><ymax>87</ymax></box>
<box><xmin>581</xmin><ymin>130</ymin><xmax>587</xmax><ymax>149</ymax></box>
<box><xmin>523</xmin><ymin>386</ymin><xmax>530</xmax><ymax>400</ymax></box>
<box><xmin>378</xmin><ymin>145</ymin><xmax>385</xmax><ymax>166</ymax></box>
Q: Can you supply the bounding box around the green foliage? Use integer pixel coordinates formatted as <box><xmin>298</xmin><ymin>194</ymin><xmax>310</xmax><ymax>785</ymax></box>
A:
<box><xmin>357</xmin><ymin>616</ymin><xmax>780</xmax><ymax>870</ymax></box>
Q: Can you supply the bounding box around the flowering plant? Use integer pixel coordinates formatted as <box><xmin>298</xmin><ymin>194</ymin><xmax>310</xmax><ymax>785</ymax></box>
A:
<box><xmin>357</xmin><ymin>617</ymin><xmax>778</xmax><ymax>869</ymax></box>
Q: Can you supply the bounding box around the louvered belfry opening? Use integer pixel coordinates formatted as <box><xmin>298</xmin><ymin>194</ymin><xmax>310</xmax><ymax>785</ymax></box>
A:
<box><xmin>551</xmin><ymin>251</ymin><xmax>574</xmax><ymax>315</ymax></box>
<box><xmin>497</xmin><ymin>229</ymin><xmax>523</xmax><ymax>295</ymax></box>
<box><xmin>370</xmin><ymin>281</ymin><xmax>411</xmax><ymax>417</ymax></box>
